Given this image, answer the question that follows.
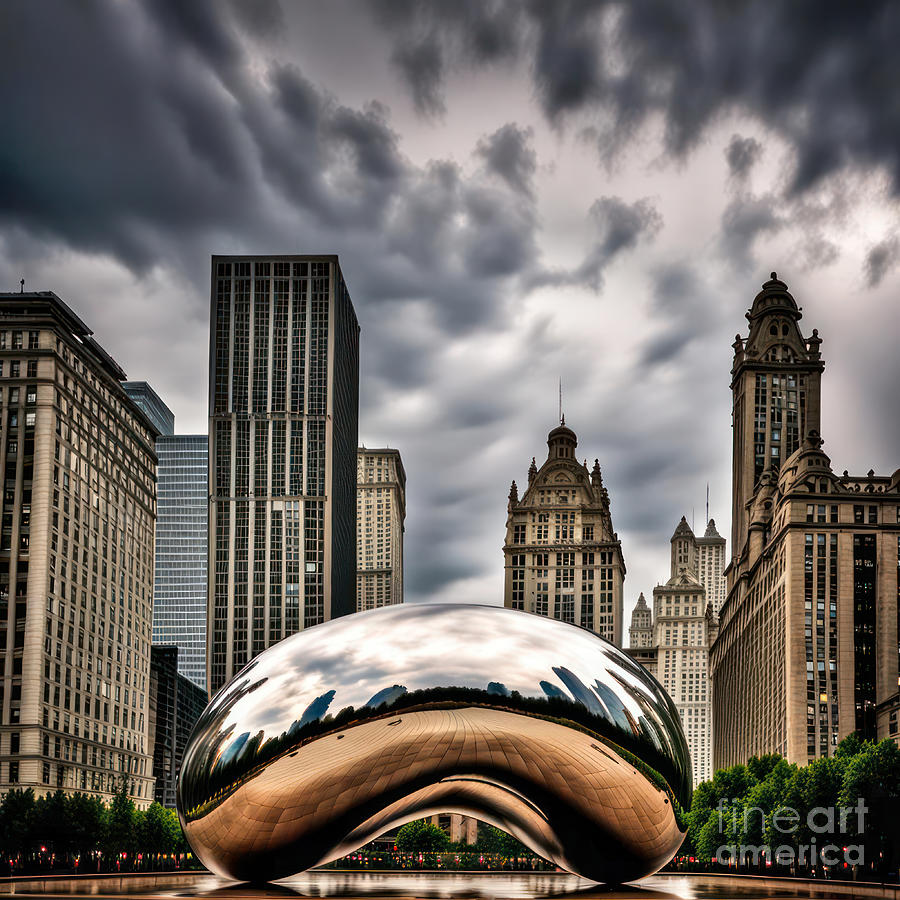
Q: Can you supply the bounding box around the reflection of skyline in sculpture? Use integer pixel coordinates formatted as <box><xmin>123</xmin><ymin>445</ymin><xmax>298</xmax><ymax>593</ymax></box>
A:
<box><xmin>178</xmin><ymin>604</ymin><xmax>690</xmax><ymax>885</ymax></box>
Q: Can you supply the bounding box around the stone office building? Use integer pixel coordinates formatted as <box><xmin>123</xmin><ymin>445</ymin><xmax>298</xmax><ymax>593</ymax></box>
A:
<box><xmin>711</xmin><ymin>274</ymin><xmax>900</xmax><ymax>767</ymax></box>
<box><xmin>357</xmin><ymin>448</ymin><xmax>406</xmax><ymax>610</ymax></box>
<box><xmin>503</xmin><ymin>422</ymin><xmax>625</xmax><ymax>647</ymax></box>
<box><xmin>208</xmin><ymin>256</ymin><xmax>359</xmax><ymax>694</ymax></box>
<box><xmin>0</xmin><ymin>292</ymin><xmax>156</xmax><ymax>804</ymax></box>
<box><xmin>628</xmin><ymin>517</ymin><xmax>719</xmax><ymax>787</ymax></box>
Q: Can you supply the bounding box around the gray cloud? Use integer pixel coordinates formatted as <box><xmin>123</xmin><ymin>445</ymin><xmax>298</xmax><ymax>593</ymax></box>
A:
<box><xmin>725</xmin><ymin>135</ymin><xmax>763</xmax><ymax>179</ymax></box>
<box><xmin>532</xmin><ymin>196</ymin><xmax>662</xmax><ymax>291</ymax></box>
<box><xmin>374</xmin><ymin>1</ymin><xmax>900</xmax><ymax>197</ymax></box>
<box><xmin>864</xmin><ymin>236</ymin><xmax>900</xmax><ymax>287</ymax></box>
<box><xmin>476</xmin><ymin>124</ymin><xmax>537</xmax><ymax>197</ymax></box>
<box><xmin>720</xmin><ymin>194</ymin><xmax>785</xmax><ymax>272</ymax></box>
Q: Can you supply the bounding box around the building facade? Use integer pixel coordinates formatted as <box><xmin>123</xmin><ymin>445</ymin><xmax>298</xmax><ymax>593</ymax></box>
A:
<box><xmin>627</xmin><ymin>517</ymin><xmax>718</xmax><ymax>787</ymax></box>
<box><xmin>696</xmin><ymin>519</ymin><xmax>726</xmax><ymax>615</ymax></box>
<box><xmin>148</xmin><ymin>645</ymin><xmax>207</xmax><ymax>808</ymax></box>
<box><xmin>152</xmin><ymin>435</ymin><xmax>208</xmax><ymax>690</ymax></box>
<box><xmin>123</xmin><ymin>384</ymin><xmax>209</xmax><ymax>691</ymax></box>
<box><xmin>0</xmin><ymin>292</ymin><xmax>156</xmax><ymax>805</ymax></box>
<box><xmin>122</xmin><ymin>382</ymin><xmax>175</xmax><ymax>437</ymax></box>
<box><xmin>503</xmin><ymin>422</ymin><xmax>625</xmax><ymax>646</ymax></box>
<box><xmin>629</xmin><ymin>592</ymin><xmax>653</xmax><ymax>648</ymax></box>
<box><xmin>711</xmin><ymin>274</ymin><xmax>900</xmax><ymax>767</ymax></box>
<box><xmin>208</xmin><ymin>256</ymin><xmax>359</xmax><ymax>694</ymax></box>
<box><xmin>357</xmin><ymin>448</ymin><xmax>405</xmax><ymax>610</ymax></box>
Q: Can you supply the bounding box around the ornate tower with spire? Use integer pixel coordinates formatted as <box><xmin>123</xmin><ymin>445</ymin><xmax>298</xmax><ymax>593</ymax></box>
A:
<box><xmin>730</xmin><ymin>273</ymin><xmax>824</xmax><ymax>564</ymax></box>
<box><xmin>712</xmin><ymin>274</ymin><xmax>900</xmax><ymax>769</ymax></box>
<box><xmin>503</xmin><ymin>423</ymin><xmax>626</xmax><ymax>646</ymax></box>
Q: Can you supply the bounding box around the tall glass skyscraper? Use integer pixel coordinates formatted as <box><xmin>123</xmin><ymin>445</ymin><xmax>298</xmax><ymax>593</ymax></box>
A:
<box><xmin>153</xmin><ymin>435</ymin><xmax>208</xmax><ymax>689</ymax></box>
<box><xmin>123</xmin><ymin>383</ymin><xmax>209</xmax><ymax>691</ymax></box>
<box><xmin>208</xmin><ymin>256</ymin><xmax>359</xmax><ymax>695</ymax></box>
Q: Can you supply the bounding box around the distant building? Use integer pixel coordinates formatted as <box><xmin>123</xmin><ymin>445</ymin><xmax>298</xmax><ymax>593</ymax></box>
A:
<box><xmin>628</xmin><ymin>593</ymin><xmax>653</xmax><ymax>649</ymax></box>
<box><xmin>0</xmin><ymin>292</ymin><xmax>156</xmax><ymax>805</ymax></box>
<box><xmin>149</xmin><ymin>646</ymin><xmax>207</xmax><ymax>808</ymax></box>
<box><xmin>122</xmin><ymin>382</ymin><xmax>175</xmax><ymax>436</ymax></box>
<box><xmin>357</xmin><ymin>448</ymin><xmax>405</xmax><ymax>610</ymax></box>
<box><xmin>503</xmin><ymin>422</ymin><xmax>625</xmax><ymax>646</ymax></box>
<box><xmin>627</xmin><ymin>517</ymin><xmax>718</xmax><ymax>787</ymax></box>
<box><xmin>208</xmin><ymin>256</ymin><xmax>359</xmax><ymax>694</ymax></box>
<box><xmin>153</xmin><ymin>435</ymin><xmax>208</xmax><ymax>689</ymax></box>
<box><xmin>123</xmin><ymin>385</ymin><xmax>208</xmax><ymax>690</ymax></box>
<box><xmin>696</xmin><ymin>519</ymin><xmax>726</xmax><ymax>615</ymax></box>
<box><xmin>712</xmin><ymin>274</ymin><xmax>900</xmax><ymax>767</ymax></box>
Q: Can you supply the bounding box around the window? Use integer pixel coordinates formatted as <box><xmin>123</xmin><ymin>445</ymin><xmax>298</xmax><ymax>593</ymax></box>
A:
<box><xmin>28</xmin><ymin>332</ymin><xmax>39</xmax><ymax>350</ymax></box>
<box><xmin>854</xmin><ymin>505</ymin><xmax>864</xmax><ymax>524</ymax></box>
<box><xmin>868</xmin><ymin>506</ymin><xmax>878</xmax><ymax>525</ymax></box>
<box><xmin>512</xmin><ymin>524</ymin><xmax>526</xmax><ymax>545</ymax></box>
<box><xmin>583</xmin><ymin>525</ymin><xmax>594</xmax><ymax>541</ymax></box>
<box><xmin>27</xmin><ymin>361</ymin><xmax>37</xmax><ymax>378</ymax></box>
<box><xmin>12</xmin><ymin>332</ymin><xmax>22</xmax><ymax>350</ymax></box>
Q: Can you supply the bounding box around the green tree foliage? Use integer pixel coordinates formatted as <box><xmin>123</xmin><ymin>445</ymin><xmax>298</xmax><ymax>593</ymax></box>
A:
<box><xmin>140</xmin><ymin>803</ymin><xmax>181</xmax><ymax>856</ymax></box>
<box><xmin>476</xmin><ymin>825</ymin><xmax>528</xmax><ymax>857</ymax></box>
<box><xmin>395</xmin><ymin>820</ymin><xmax>451</xmax><ymax>853</ymax></box>
<box><xmin>685</xmin><ymin>734</ymin><xmax>900</xmax><ymax>877</ymax></box>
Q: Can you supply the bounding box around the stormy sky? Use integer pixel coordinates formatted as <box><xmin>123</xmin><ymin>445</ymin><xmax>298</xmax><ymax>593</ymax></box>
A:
<box><xmin>3</xmin><ymin>1</ymin><xmax>900</xmax><ymax>630</ymax></box>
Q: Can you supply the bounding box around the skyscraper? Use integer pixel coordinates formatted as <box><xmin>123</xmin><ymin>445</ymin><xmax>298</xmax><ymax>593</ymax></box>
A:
<box><xmin>208</xmin><ymin>256</ymin><xmax>359</xmax><ymax>694</ymax></box>
<box><xmin>627</xmin><ymin>517</ymin><xmax>718</xmax><ymax>787</ymax></box>
<box><xmin>153</xmin><ymin>434</ymin><xmax>208</xmax><ymax>689</ymax></box>
<box><xmin>696</xmin><ymin>519</ymin><xmax>726</xmax><ymax>615</ymax></box>
<box><xmin>357</xmin><ymin>448</ymin><xmax>406</xmax><ymax>610</ymax></box>
<box><xmin>712</xmin><ymin>274</ymin><xmax>900</xmax><ymax>767</ymax></box>
<box><xmin>0</xmin><ymin>292</ymin><xmax>156</xmax><ymax>804</ymax></box>
<box><xmin>503</xmin><ymin>422</ymin><xmax>626</xmax><ymax>646</ymax></box>
<box><xmin>148</xmin><ymin>645</ymin><xmax>207</xmax><ymax>808</ymax></box>
<box><xmin>123</xmin><ymin>383</ymin><xmax>209</xmax><ymax>690</ymax></box>
<box><xmin>121</xmin><ymin>382</ymin><xmax>175</xmax><ymax>437</ymax></box>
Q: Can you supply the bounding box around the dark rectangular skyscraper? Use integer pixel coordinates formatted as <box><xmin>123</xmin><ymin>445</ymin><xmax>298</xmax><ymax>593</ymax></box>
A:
<box><xmin>208</xmin><ymin>256</ymin><xmax>359</xmax><ymax>694</ymax></box>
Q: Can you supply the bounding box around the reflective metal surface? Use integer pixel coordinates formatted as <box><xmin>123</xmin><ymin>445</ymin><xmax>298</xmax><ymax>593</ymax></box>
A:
<box><xmin>177</xmin><ymin>604</ymin><xmax>690</xmax><ymax>885</ymax></box>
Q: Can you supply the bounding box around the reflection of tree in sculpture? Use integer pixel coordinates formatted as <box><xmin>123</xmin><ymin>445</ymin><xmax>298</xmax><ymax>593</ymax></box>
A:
<box><xmin>178</xmin><ymin>603</ymin><xmax>690</xmax><ymax>885</ymax></box>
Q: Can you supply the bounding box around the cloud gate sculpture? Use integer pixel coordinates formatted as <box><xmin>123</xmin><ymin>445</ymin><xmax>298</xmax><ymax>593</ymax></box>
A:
<box><xmin>177</xmin><ymin>604</ymin><xmax>690</xmax><ymax>884</ymax></box>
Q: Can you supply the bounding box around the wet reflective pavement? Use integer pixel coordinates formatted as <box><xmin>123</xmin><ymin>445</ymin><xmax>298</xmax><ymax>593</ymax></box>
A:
<box><xmin>0</xmin><ymin>872</ymin><xmax>894</xmax><ymax>900</ymax></box>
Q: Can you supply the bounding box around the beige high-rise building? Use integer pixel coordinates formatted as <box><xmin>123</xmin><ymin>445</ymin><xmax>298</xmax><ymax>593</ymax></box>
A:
<box><xmin>629</xmin><ymin>592</ymin><xmax>653</xmax><ymax>649</ymax></box>
<box><xmin>356</xmin><ymin>448</ymin><xmax>405</xmax><ymax>610</ymax></box>
<box><xmin>0</xmin><ymin>292</ymin><xmax>156</xmax><ymax>805</ymax></box>
<box><xmin>208</xmin><ymin>256</ymin><xmax>359</xmax><ymax>695</ymax></box>
<box><xmin>627</xmin><ymin>517</ymin><xmax>718</xmax><ymax>788</ymax></box>
<box><xmin>711</xmin><ymin>273</ymin><xmax>900</xmax><ymax>767</ymax></box>
<box><xmin>503</xmin><ymin>422</ymin><xmax>625</xmax><ymax>646</ymax></box>
<box><xmin>696</xmin><ymin>519</ymin><xmax>726</xmax><ymax>615</ymax></box>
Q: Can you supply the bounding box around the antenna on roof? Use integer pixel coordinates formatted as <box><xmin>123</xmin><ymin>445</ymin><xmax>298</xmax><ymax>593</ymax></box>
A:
<box><xmin>19</xmin><ymin>278</ymin><xmax>24</xmax><ymax>293</ymax></box>
<box><xmin>706</xmin><ymin>482</ymin><xmax>709</xmax><ymax>523</ymax></box>
<box><xmin>558</xmin><ymin>377</ymin><xmax>563</xmax><ymax>426</ymax></box>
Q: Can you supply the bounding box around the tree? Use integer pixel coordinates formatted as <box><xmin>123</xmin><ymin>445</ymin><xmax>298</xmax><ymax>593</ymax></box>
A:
<box><xmin>140</xmin><ymin>803</ymin><xmax>180</xmax><ymax>856</ymax></box>
<box><xmin>104</xmin><ymin>784</ymin><xmax>137</xmax><ymax>859</ymax></box>
<box><xmin>395</xmin><ymin>820</ymin><xmax>450</xmax><ymax>853</ymax></box>
<box><xmin>0</xmin><ymin>788</ymin><xmax>35</xmax><ymax>860</ymax></box>
<box><xmin>477</xmin><ymin>825</ymin><xmax>528</xmax><ymax>857</ymax></box>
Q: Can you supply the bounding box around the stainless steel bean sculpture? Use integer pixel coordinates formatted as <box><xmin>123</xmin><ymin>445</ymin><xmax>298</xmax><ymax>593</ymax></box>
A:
<box><xmin>177</xmin><ymin>604</ymin><xmax>690</xmax><ymax>884</ymax></box>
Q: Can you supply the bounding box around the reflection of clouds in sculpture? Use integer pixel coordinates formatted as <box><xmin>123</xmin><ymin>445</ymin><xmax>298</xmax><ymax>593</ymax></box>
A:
<box><xmin>179</xmin><ymin>604</ymin><xmax>690</xmax><ymax>885</ymax></box>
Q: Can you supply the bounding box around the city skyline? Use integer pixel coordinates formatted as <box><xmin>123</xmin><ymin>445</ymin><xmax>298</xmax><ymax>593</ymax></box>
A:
<box><xmin>3</xmin><ymin>2</ymin><xmax>900</xmax><ymax>621</ymax></box>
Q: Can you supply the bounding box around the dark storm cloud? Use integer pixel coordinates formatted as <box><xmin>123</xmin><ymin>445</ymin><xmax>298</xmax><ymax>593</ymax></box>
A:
<box><xmin>392</xmin><ymin>37</ymin><xmax>446</xmax><ymax>117</ymax></box>
<box><xmin>725</xmin><ymin>135</ymin><xmax>763</xmax><ymax>179</ymax></box>
<box><xmin>532</xmin><ymin>196</ymin><xmax>662</xmax><ymax>291</ymax></box>
<box><xmin>476</xmin><ymin>124</ymin><xmax>538</xmax><ymax>198</ymax></box>
<box><xmin>374</xmin><ymin>1</ymin><xmax>900</xmax><ymax>198</ymax></box>
<box><xmin>864</xmin><ymin>236</ymin><xmax>900</xmax><ymax>288</ymax></box>
<box><xmin>719</xmin><ymin>194</ymin><xmax>785</xmax><ymax>272</ymax></box>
